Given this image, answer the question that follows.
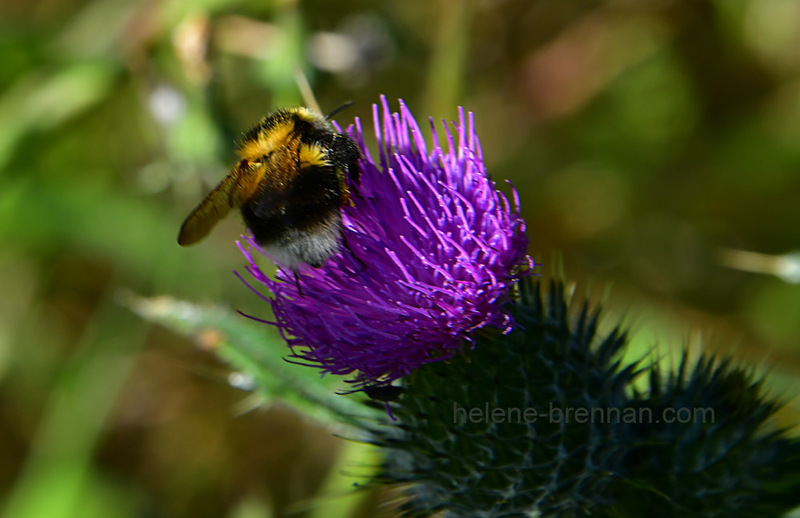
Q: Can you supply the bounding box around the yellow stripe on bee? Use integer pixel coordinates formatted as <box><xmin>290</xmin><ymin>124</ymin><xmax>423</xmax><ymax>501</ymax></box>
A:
<box><xmin>298</xmin><ymin>143</ymin><xmax>329</xmax><ymax>168</ymax></box>
<box><xmin>238</xmin><ymin>121</ymin><xmax>295</xmax><ymax>161</ymax></box>
<box><xmin>290</xmin><ymin>107</ymin><xmax>320</xmax><ymax>123</ymax></box>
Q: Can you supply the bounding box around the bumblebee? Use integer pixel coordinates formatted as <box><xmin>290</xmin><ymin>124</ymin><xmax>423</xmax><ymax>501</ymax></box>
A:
<box><xmin>178</xmin><ymin>107</ymin><xmax>361</xmax><ymax>269</ymax></box>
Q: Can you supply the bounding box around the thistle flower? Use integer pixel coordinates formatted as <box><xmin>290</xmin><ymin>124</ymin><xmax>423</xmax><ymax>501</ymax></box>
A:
<box><xmin>237</xmin><ymin>96</ymin><xmax>530</xmax><ymax>387</ymax></box>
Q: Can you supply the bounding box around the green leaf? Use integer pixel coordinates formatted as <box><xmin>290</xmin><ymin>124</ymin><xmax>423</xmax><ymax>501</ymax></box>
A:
<box><xmin>122</xmin><ymin>291</ymin><xmax>378</xmax><ymax>427</ymax></box>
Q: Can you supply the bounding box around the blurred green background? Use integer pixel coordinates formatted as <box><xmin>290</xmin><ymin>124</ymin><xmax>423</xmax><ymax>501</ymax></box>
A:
<box><xmin>2</xmin><ymin>0</ymin><xmax>800</xmax><ymax>517</ymax></box>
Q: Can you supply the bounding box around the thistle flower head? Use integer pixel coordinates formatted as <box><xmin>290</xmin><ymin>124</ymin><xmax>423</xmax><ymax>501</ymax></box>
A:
<box><xmin>238</xmin><ymin>96</ymin><xmax>530</xmax><ymax>386</ymax></box>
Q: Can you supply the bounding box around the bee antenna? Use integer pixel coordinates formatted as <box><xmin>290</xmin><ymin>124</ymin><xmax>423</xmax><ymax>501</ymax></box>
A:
<box><xmin>326</xmin><ymin>101</ymin><xmax>354</xmax><ymax>121</ymax></box>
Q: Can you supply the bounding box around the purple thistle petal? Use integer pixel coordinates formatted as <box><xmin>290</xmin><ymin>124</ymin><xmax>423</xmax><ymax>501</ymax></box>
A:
<box><xmin>238</xmin><ymin>97</ymin><xmax>532</xmax><ymax>386</ymax></box>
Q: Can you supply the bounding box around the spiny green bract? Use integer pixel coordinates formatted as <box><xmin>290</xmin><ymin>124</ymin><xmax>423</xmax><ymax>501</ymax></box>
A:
<box><xmin>365</xmin><ymin>279</ymin><xmax>800</xmax><ymax>518</ymax></box>
<box><xmin>608</xmin><ymin>355</ymin><xmax>800</xmax><ymax>517</ymax></box>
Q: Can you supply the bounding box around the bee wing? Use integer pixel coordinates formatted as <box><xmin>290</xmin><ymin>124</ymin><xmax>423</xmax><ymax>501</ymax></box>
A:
<box><xmin>177</xmin><ymin>160</ymin><xmax>263</xmax><ymax>246</ymax></box>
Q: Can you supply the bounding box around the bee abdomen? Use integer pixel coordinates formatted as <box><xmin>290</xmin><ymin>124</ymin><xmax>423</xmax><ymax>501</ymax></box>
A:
<box><xmin>256</xmin><ymin>214</ymin><xmax>343</xmax><ymax>269</ymax></box>
<box><xmin>241</xmin><ymin>163</ymin><xmax>347</xmax><ymax>269</ymax></box>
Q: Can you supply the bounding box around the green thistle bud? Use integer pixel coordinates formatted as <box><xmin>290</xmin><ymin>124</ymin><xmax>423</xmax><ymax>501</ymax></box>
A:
<box><xmin>365</xmin><ymin>279</ymin><xmax>800</xmax><ymax>518</ymax></box>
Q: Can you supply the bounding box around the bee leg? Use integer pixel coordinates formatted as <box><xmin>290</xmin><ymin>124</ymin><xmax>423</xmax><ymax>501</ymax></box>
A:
<box><xmin>293</xmin><ymin>271</ymin><xmax>304</xmax><ymax>297</ymax></box>
<box><xmin>342</xmin><ymin>233</ymin><xmax>366</xmax><ymax>273</ymax></box>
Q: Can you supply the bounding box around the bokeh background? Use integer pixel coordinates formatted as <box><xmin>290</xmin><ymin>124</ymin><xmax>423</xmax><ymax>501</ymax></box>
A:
<box><xmin>2</xmin><ymin>0</ymin><xmax>800</xmax><ymax>517</ymax></box>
